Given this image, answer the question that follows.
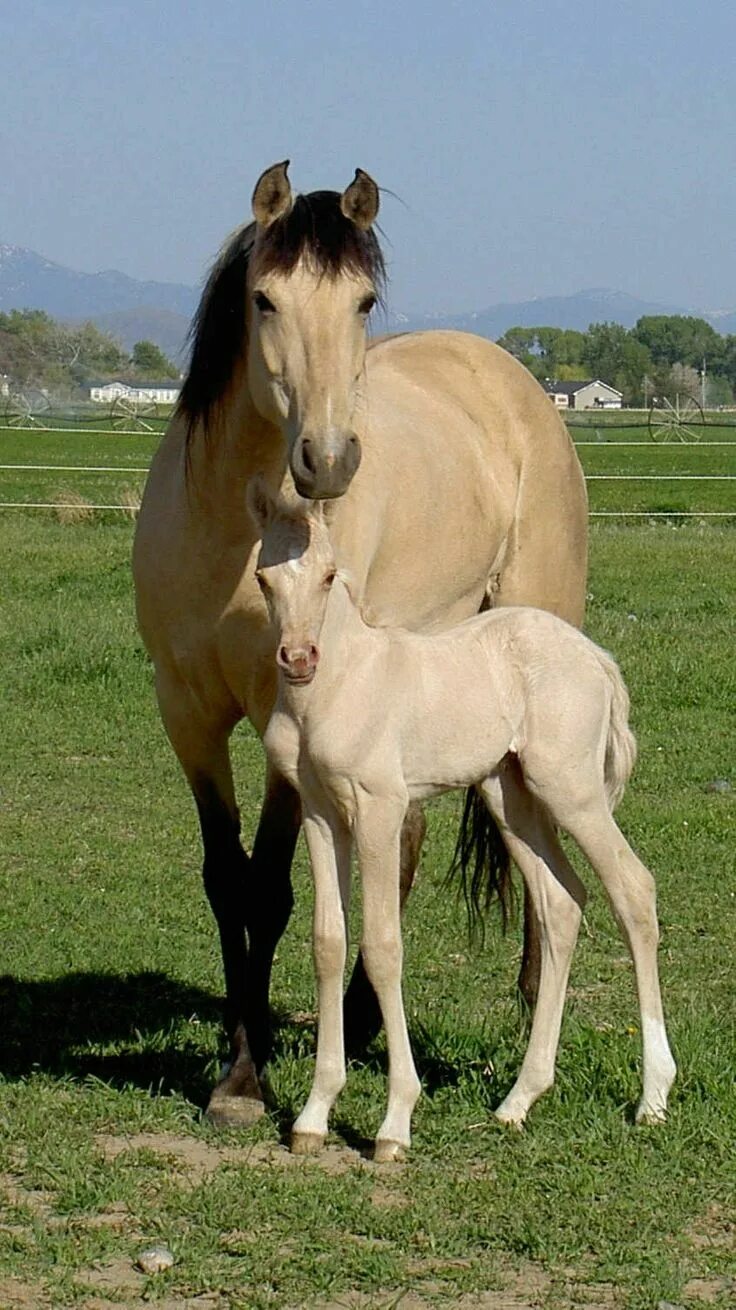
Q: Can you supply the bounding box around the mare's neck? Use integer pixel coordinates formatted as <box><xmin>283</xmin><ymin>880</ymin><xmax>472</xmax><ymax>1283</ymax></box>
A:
<box><xmin>184</xmin><ymin>365</ymin><xmax>288</xmax><ymax>526</ymax></box>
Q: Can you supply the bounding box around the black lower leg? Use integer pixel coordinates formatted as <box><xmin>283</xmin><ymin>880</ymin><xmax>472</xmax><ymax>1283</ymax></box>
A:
<box><xmin>195</xmin><ymin>778</ymin><xmax>260</xmax><ymax>1098</ymax></box>
<box><xmin>243</xmin><ymin>777</ymin><xmax>301</xmax><ymax>1071</ymax></box>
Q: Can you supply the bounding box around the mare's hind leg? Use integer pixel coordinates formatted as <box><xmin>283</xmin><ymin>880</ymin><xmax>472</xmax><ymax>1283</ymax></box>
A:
<box><xmin>549</xmin><ymin>797</ymin><xmax>676</xmax><ymax>1123</ymax></box>
<box><xmin>480</xmin><ymin>759</ymin><xmax>587</xmax><ymax>1127</ymax></box>
<box><xmin>343</xmin><ymin>801</ymin><xmax>426</xmax><ymax>1056</ymax></box>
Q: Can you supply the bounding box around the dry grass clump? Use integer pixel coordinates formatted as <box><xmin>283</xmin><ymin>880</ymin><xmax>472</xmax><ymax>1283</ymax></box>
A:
<box><xmin>119</xmin><ymin>485</ymin><xmax>142</xmax><ymax>521</ymax></box>
<box><xmin>51</xmin><ymin>488</ymin><xmax>94</xmax><ymax>525</ymax></box>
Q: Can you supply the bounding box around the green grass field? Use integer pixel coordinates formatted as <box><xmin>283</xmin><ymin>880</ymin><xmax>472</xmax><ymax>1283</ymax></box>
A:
<box><xmin>1</xmin><ymin>505</ymin><xmax>734</xmax><ymax>1307</ymax></box>
<box><xmin>1</xmin><ymin>417</ymin><xmax>735</xmax><ymax>518</ymax></box>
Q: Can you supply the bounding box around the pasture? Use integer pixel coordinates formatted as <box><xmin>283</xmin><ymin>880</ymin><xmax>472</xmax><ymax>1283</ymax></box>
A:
<box><xmin>1</xmin><ymin>446</ymin><xmax>735</xmax><ymax>1306</ymax></box>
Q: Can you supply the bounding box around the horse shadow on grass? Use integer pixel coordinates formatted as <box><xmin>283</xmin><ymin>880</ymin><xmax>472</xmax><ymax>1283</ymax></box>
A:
<box><xmin>0</xmin><ymin>970</ymin><xmax>223</xmax><ymax>1107</ymax></box>
<box><xmin>0</xmin><ymin>969</ymin><xmax>525</xmax><ymax>1125</ymax></box>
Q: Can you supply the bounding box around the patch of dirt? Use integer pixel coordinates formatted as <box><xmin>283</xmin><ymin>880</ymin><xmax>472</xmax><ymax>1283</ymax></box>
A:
<box><xmin>687</xmin><ymin>1203</ymin><xmax>735</xmax><ymax>1251</ymax></box>
<box><xmin>306</xmin><ymin>1260</ymin><xmax>621</xmax><ymax>1310</ymax></box>
<box><xmin>0</xmin><ymin>1171</ymin><xmax>55</xmax><ymax>1219</ymax></box>
<box><xmin>369</xmin><ymin>1183</ymin><xmax>408</xmax><ymax>1209</ymax></box>
<box><xmin>0</xmin><ymin>1277</ymin><xmax>52</xmax><ymax>1308</ymax></box>
<box><xmin>95</xmin><ymin>1131</ymin><xmax>377</xmax><ymax>1180</ymax></box>
<box><xmin>75</xmin><ymin>1257</ymin><xmax>146</xmax><ymax>1293</ymax></box>
<box><xmin>81</xmin><ymin>1298</ymin><xmax>222</xmax><ymax>1310</ymax></box>
<box><xmin>682</xmin><ymin>1274</ymin><xmax>735</xmax><ymax>1302</ymax></box>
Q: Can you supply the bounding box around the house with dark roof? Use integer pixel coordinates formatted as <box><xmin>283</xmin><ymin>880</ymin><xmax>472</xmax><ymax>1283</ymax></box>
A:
<box><xmin>543</xmin><ymin>379</ymin><xmax>622</xmax><ymax>410</ymax></box>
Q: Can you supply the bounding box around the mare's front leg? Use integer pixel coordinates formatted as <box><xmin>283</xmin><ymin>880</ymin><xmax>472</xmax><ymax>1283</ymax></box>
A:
<box><xmin>355</xmin><ymin>796</ymin><xmax>421</xmax><ymax>1162</ymax></box>
<box><xmin>343</xmin><ymin>801</ymin><xmax>426</xmax><ymax>1055</ymax></box>
<box><xmin>243</xmin><ymin>768</ymin><xmax>301</xmax><ymax>1072</ymax></box>
<box><xmin>291</xmin><ymin>806</ymin><xmax>352</xmax><ymax>1154</ymax></box>
<box><xmin>159</xmin><ymin>681</ymin><xmax>298</xmax><ymax>1126</ymax></box>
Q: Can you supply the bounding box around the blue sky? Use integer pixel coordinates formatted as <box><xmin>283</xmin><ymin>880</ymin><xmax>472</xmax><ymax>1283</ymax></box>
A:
<box><xmin>3</xmin><ymin>0</ymin><xmax>735</xmax><ymax>315</ymax></box>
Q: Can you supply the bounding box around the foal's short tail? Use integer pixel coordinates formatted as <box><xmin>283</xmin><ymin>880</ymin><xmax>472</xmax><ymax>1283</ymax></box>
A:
<box><xmin>448</xmin><ymin>789</ymin><xmax>514</xmax><ymax>944</ymax></box>
<box><xmin>597</xmin><ymin>647</ymin><xmax>638</xmax><ymax>811</ymax></box>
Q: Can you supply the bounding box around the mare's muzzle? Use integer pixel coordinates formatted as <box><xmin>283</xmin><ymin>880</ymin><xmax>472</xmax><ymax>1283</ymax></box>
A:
<box><xmin>290</xmin><ymin>432</ymin><xmax>362</xmax><ymax>499</ymax></box>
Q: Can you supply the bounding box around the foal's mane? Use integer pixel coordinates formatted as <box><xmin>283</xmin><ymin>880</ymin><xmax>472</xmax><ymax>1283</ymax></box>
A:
<box><xmin>178</xmin><ymin>191</ymin><xmax>386</xmax><ymax>442</ymax></box>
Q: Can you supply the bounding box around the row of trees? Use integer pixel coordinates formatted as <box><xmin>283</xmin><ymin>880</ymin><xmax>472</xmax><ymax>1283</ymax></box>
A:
<box><xmin>0</xmin><ymin>309</ymin><xmax>179</xmax><ymax>398</ymax></box>
<box><xmin>497</xmin><ymin>316</ymin><xmax>736</xmax><ymax>406</ymax></box>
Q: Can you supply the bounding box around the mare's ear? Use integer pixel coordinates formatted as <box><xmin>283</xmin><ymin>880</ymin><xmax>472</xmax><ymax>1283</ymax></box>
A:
<box><xmin>246</xmin><ymin>474</ymin><xmax>275</xmax><ymax>534</ymax></box>
<box><xmin>252</xmin><ymin>160</ymin><xmax>292</xmax><ymax>228</ymax></box>
<box><xmin>340</xmin><ymin>168</ymin><xmax>379</xmax><ymax>230</ymax></box>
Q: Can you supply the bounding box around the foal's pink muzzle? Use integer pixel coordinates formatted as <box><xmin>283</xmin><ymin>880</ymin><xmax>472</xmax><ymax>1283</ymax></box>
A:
<box><xmin>277</xmin><ymin>643</ymin><xmax>320</xmax><ymax>685</ymax></box>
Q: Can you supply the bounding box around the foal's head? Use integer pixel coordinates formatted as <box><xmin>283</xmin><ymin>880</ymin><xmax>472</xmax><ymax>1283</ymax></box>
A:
<box><xmin>247</xmin><ymin>475</ymin><xmax>338</xmax><ymax>686</ymax></box>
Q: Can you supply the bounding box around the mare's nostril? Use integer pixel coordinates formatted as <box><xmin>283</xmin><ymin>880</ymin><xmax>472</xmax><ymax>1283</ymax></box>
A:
<box><xmin>301</xmin><ymin>440</ymin><xmax>316</xmax><ymax>475</ymax></box>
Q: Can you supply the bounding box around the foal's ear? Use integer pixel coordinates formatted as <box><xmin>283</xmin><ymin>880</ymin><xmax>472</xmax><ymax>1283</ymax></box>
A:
<box><xmin>246</xmin><ymin>474</ymin><xmax>275</xmax><ymax>533</ymax></box>
<box><xmin>252</xmin><ymin>160</ymin><xmax>293</xmax><ymax>228</ymax></box>
<box><xmin>340</xmin><ymin>168</ymin><xmax>380</xmax><ymax>230</ymax></box>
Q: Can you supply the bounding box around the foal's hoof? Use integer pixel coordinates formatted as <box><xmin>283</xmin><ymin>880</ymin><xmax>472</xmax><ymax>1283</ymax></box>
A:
<box><xmin>373</xmin><ymin>1138</ymin><xmax>407</xmax><ymax>1164</ymax></box>
<box><xmin>493</xmin><ymin>1105</ymin><xmax>526</xmax><ymax>1132</ymax></box>
<box><xmin>205</xmin><ymin>1093</ymin><xmax>266</xmax><ymax>1129</ymax></box>
<box><xmin>635</xmin><ymin>1103</ymin><xmax>667</xmax><ymax>1126</ymax></box>
<box><xmin>290</xmin><ymin>1130</ymin><xmax>325</xmax><ymax>1156</ymax></box>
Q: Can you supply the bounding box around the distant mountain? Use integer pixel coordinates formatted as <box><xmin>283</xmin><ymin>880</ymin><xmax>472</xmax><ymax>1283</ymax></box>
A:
<box><xmin>2</xmin><ymin>242</ymin><xmax>735</xmax><ymax>362</ymax></box>
<box><xmin>390</xmin><ymin>288</ymin><xmax>724</xmax><ymax>338</ymax></box>
<box><xmin>0</xmin><ymin>243</ymin><xmax>197</xmax><ymax>319</ymax></box>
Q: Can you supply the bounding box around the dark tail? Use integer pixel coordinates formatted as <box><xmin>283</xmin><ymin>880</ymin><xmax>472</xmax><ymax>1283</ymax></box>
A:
<box><xmin>448</xmin><ymin>787</ymin><xmax>515</xmax><ymax>945</ymax></box>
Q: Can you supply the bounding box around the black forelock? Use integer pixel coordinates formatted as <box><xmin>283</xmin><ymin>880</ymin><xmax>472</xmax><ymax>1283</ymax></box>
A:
<box><xmin>178</xmin><ymin>190</ymin><xmax>385</xmax><ymax>442</ymax></box>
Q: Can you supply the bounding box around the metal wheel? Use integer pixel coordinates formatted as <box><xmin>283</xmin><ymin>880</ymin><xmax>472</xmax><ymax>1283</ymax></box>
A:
<box><xmin>111</xmin><ymin>394</ymin><xmax>158</xmax><ymax>432</ymax></box>
<box><xmin>4</xmin><ymin>388</ymin><xmax>51</xmax><ymax>428</ymax></box>
<box><xmin>648</xmin><ymin>395</ymin><xmax>704</xmax><ymax>443</ymax></box>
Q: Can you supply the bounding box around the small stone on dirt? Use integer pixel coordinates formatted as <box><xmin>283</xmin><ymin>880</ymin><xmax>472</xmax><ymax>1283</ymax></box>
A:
<box><xmin>135</xmin><ymin>1246</ymin><xmax>175</xmax><ymax>1275</ymax></box>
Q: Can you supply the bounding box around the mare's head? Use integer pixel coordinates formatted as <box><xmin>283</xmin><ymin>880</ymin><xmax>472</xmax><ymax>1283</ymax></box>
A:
<box><xmin>247</xmin><ymin>475</ymin><xmax>337</xmax><ymax>686</ymax></box>
<box><xmin>180</xmin><ymin>161</ymin><xmax>384</xmax><ymax>499</ymax></box>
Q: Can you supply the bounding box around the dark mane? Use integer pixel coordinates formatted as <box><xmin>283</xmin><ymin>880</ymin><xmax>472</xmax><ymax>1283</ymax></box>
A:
<box><xmin>178</xmin><ymin>191</ymin><xmax>386</xmax><ymax>439</ymax></box>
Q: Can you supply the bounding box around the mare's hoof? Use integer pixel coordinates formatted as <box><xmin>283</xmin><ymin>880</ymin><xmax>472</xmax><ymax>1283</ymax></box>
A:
<box><xmin>373</xmin><ymin>1138</ymin><xmax>407</xmax><ymax>1163</ymax></box>
<box><xmin>290</xmin><ymin>1130</ymin><xmax>325</xmax><ymax>1156</ymax></box>
<box><xmin>205</xmin><ymin>1093</ymin><xmax>266</xmax><ymax>1128</ymax></box>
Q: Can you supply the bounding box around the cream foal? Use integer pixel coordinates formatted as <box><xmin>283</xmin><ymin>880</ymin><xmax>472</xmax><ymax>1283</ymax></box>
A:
<box><xmin>249</xmin><ymin>480</ymin><xmax>676</xmax><ymax>1160</ymax></box>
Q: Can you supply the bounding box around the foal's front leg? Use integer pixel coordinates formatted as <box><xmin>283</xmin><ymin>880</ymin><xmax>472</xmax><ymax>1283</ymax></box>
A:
<box><xmin>355</xmin><ymin>797</ymin><xmax>421</xmax><ymax>1162</ymax></box>
<box><xmin>291</xmin><ymin>806</ymin><xmax>352</xmax><ymax>1154</ymax></box>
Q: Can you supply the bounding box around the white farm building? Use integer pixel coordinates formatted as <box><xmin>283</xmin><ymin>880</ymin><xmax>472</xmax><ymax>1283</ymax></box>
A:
<box><xmin>88</xmin><ymin>380</ymin><xmax>180</xmax><ymax>405</ymax></box>
<box><xmin>543</xmin><ymin>379</ymin><xmax>622</xmax><ymax>410</ymax></box>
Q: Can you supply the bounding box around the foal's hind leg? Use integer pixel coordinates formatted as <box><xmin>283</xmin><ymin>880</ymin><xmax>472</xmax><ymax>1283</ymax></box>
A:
<box><xmin>343</xmin><ymin>801</ymin><xmax>426</xmax><ymax>1056</ymax></box>
<box><xmin>551</xmin><ymin>799</ymin><xmax>676</xmax><ymax>1123</ymax></box>
<box><xmin>480</xmin><ymin>759</ymin><xmax>587</xmax><ymax>1127</ymax></box>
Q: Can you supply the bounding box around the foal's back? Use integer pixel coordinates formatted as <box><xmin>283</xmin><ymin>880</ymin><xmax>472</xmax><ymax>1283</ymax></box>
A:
<box><xmin>343</xmin><ymin>605</ymin><xmax>617</xmax><ymax>800</ymax></box>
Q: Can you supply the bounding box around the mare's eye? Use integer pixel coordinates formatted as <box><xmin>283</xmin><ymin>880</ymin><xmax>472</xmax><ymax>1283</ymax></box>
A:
<box><xmin>323</xmin><ymin>569</ymin><xmax>337</xmax><ymax>588</ymax></box>
<box><xmin>358</xmin><ymin>293</ymin><xmax>376</xmax><ymax>316</ymax></box>
<box><xmin>253</xmin><ymin>290</ymin><xmax>276</xmax><ymax>314</ymax></box>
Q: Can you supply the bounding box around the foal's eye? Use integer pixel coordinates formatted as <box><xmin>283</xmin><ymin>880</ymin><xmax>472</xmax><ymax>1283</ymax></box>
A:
<box><xmin>323</xmin><ymin>569</ymin><xmax>337</xmax><ymax>588</ymax></box>
<box><xmin>253</xmin><ymin>290</ymin><xmax>276</xmax><ymax>314</ymax></box>
<box><xmin>255</xmin><ymin>571</ymin><xmax>268</xmax><ymax>592</ymax></box>
<box><xmin>358</xmin><ymin>293</ymin><xmax>376</xmax><ymax>317</ymax></box>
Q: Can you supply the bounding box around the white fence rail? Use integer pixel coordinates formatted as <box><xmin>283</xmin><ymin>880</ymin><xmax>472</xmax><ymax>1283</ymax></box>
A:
<box><xmin>1</xmin><ymin>440</ymin><xmax>734</xmax><ymax>519</ymax></box>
